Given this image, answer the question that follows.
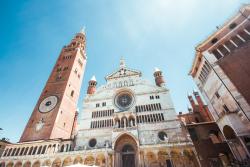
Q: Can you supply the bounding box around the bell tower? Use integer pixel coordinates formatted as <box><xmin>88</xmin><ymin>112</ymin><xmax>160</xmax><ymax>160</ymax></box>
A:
<box><xmin>20</xmin><ymin>29</ymin><xmax>87</xmax><ymax>142</ymax></box>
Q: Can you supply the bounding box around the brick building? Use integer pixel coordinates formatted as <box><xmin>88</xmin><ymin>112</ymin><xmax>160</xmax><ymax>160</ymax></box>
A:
<box><xmin>189</xmin><ymin>4</ymin><xmax>250</xmax><ymax>163</ymax></box>
<box><xmin>179</xmin><ymin>91</ymin><xmax>234</xmax><ymax>167</ymax></box>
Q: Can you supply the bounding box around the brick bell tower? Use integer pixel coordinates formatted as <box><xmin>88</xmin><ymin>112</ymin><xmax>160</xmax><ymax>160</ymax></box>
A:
<box><xmin>20</xmin><ymin>29</ymin><xmax>87</xmax><ymax>142</ymax></box>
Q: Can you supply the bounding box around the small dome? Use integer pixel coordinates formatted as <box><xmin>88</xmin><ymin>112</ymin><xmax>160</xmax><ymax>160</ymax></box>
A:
<box><xmin>154</xmin><ymin>67</ymin><xmax>161</xmax><ymax>72</ymax></box>
<box><xmin>90</xmin><ymin>75</ymin><xmax>96</xmax><ymax>81</ymax></box>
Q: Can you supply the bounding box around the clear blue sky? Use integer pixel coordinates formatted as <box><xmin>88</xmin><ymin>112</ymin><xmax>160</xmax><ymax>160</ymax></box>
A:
<box><xmin>0</xmin><ymin>0</ymin><xmax>249</xmax><ymax>142</ymax></box>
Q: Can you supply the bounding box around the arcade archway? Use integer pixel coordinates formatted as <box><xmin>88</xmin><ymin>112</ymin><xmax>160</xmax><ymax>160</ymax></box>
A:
<box><xmin>114</xmin><ymin>133</ymin><xmax>138</xmax><ymax>167</ymax></box>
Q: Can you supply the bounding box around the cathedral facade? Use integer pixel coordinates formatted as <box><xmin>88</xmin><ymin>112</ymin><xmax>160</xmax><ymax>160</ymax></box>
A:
<box><xmin>0</xmin><ymin>31</ymin><xmax>199</xmax><ymax>167</ymax></box>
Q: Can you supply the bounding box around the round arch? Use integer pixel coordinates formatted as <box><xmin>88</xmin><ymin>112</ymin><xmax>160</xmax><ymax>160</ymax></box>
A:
<box><xmin>32</xmin><ymin>161</ymin><xmax>40</xmax><ymax>167</ymax></box>
<box><xmin>120</xmin><ymin>117</ymin><xmax>128</xmax><ymax>128</ymax></box>
<box><xmin>6</xmin><ymin>162</ymin><xmax>14</xmax><ymax>167</ymax></box>
<box><xmin>84</xmin><ymin>155</ymin><xmax>94</xmax><ymax>166</ymax></box>
<box><xmin>114</xmin><ymin>133</ymin><xmax>138</xmax><ymax>167</ymax></box>
<box><xmin>96</xmin><ymin>153</ymin><xmax>105</xmax><ymax>166</ymax></box>
<box><xmin>14</xmin><ymin>161</ymin><xmax>22</xmax><ymax>167</ymax></box>
<box><xmin>23</xmin><ymin>161</ymin><xmax>31</xmax><ymax>167</ymax></box>
<box><xmin>62</xmin><ymin>157</ymin><xmax>72</xmax><ymax>167</ymax></box>
<box><xmin>146</xmin><ymin>152</ymin><xmax>157</xmax><ymax>165</ymax></box>
<box><xmin>113</xmin><ymin>132</ymin><xmax>139</xmax><ymax>149</ymax></box>
<box><xmin>170</xmin><ymin>150</ymin><xmax>180</xmax><ymax>158</ymax></box>
<box><xmin>158</xmin><ymin>150</ymin><xmax>169</xmax><ymax>163</ymax></box>
<box><xmin>42</xmin><ymin>160</ymin><xmax>51</xmax><ymax>167</ymax></box>
<box><xmin>223</xmin><ymin>125</ymin><xmax>236</xmax><ymax>140</ymax></box>
<box><xmin>128</xmin><ymin>115</ymin><xmax>136</xmax><ymax>127</ymax></box>
<box><xmin>52</xmin><ymin>158</ymin><xmax>61</xmax><ymax>167</ymax></box>
<box><xmin>114</xmin><ymin>117</ymin><xmax>121</xmax><ymax>128</ymax></box>
<box><xmin>73</xmin><ymin>156</ymin><xmax>83</xmax><ymax>164</ymax></box>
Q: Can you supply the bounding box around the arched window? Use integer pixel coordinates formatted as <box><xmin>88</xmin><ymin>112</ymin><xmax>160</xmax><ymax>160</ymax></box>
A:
<box><xmin>71</xmin><ymin>90</ymin><xmax>74</xmax><ymax>97</ymax></box>
<box><xmin>69</xmin><ymin>145</ymin><xmax>72</xmax><ymax>151</ymax></box>
<box><xmin>20</xmin><ymin>147</ymin><xmax>25</xmax><ymax>155</ymax></box>
<box><xmin>3</xmin><ymin>148</ymin><xmax>9</xmax><ymax>156</ymax></box>
<box><xmin>94</xmin><ymin>121</ymin><xmax>96</xmax><ymax>128</ymax></box>
<box><xmin>147</xmin><ymin>115</ymin><xmax>151</xmax><ymax>122</ymax></box>
<box><xmin>24</xmin><ymin>147</ymin><xmax>29</xmax><ymax>155</ymax></box>
<box><xmin>153</xmin><ymin>104</ymin><xmax>156</xmax><ymax>110</ymax></box>
<box><xmin>124</xmin><ymin>81</ymin><xmax>128</xmax><ymax>86</ymax></box>
<box><xmin>47</xmin><ymin>145</ymin><xmax>51</xmax><ymax>154</ymax></box>
<box><xmin>37</xmin><ymin>146</ymin><xmax>42</xmax><ymax>154</ymax></box>
<box><xmin>150</xmin><ymin>114</ymin><xmax>153</xmax><ymax>122</ymax></box>
<box><xmin>161</xmin><ymin>113</ymin><xmax>164</xmax><ymax>121</ymax></box>
<box><xmin>119</xmin><ymin>81</ymin><xmax>122</xmax><ymax>87</ymax></box>
<box><xmin>153</xmin><ymin>114</ymin><xmax>156</xmax><ymax>122</ymax></box>
<box><xmin>7</xmin><ymin>148</ymin><xmax>12</xmax><ymax>156</ymax></box>
<box><xmin>60</xmin><ymin>145</ymin><xmax>65</xmax><ymax>152</ymax></box>
<box><xmin>41</xmin><ymin>145</ymin><xmax>47</xmax><ymax>154</ymax></box>
<box><xmin>32</xmin><ymin>146</ymin><xmax>37</xmax><ymax>155</ymax></box>
<box><xmin>140</xmin><ymin>106</ymin><xmax>143</xmax><ymax>112</ymax></box>
<box><xmin>129</xmin><ymin>80</ymin><xmax>133</xmax><ymax>86</ymax></box>
<box><xmin>28</xmin><ymin>147</ymin><xmax>33</xmax><ymax>155</ymax></box>
<box><xmin>128</xmin><ymin>116</ymin><xmax>135</xmax><ymax>127</ymax></box>
<box><xmin>66</xmin><ymin>144</ymin><xmax>69</xmax><ymax>152</ymax></box>
<box><xmin>139</xmin><ymin>116</ymin><xmax>142</xmax><ymax>123</ymax></box>
<box><xmin>52</xmin><ymin>144</ymin><xmax>56</xmax><ymax>153</ymax></box>
<box><xmin>15</xmin><ymin>148</ymin><xmax>20</xmax><ymax>156</ymax></box>
<box><xmin>11</xmin><ymin>148</ymin><xmax>16</xmax><ymax>156</ymax></box>
<box><xmin>158</xmin><ymin>114</ymin><xmax>162</xmax><ymax>121</ymax></box>
<box><xmin>148</xmin><ymin>105</ymin><xmax>152</xmax><ymax>111</ymax></box>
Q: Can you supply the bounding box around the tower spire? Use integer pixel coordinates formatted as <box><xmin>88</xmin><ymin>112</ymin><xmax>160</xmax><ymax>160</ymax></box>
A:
<box><xmin>79</xmin><ymin>26</ymin><xmax>86</xmax><ymax>35</ymax></box>
<box><xmin>120</xmin><ymin>57</ymin><xmax>126</xmax><ymax>68</ymax></box>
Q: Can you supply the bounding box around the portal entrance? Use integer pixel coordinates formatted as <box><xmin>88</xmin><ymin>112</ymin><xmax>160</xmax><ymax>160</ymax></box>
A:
<box><xmin>122</xmin><ymin>145</ymin><xmax>135</xmax><ymax>167</ymax></box>
<box><xmin>114</xmin><ymin>133</ymin><xmax>138</xmax><ymax>167</ymax></box>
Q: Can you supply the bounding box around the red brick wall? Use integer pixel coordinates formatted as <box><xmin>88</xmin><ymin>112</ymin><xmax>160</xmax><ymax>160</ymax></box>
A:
<box><xmin>218</xmin><ymin>42</ymin><xmax>250</xmax><ymax>105</ymax></box>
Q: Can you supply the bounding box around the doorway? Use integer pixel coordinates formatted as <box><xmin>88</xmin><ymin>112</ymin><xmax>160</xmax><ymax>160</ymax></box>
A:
<box><xmin>122</xmin><ymin>144</ymin><xmax>135</xmax><ymax>167</ymax></box>
<box><xmin>166</xmin><ymin>159</ymin><xmax>172</xmax><ymax>167</ymax></box>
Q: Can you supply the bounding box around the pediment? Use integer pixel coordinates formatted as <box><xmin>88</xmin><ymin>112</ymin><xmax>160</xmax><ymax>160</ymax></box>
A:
<box><xmin>105</xmin><ymin>67</ymin><xmax>141</xmax><ymax>80</ymax></box>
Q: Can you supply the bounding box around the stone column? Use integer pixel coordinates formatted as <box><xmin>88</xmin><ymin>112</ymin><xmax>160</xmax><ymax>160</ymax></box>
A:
<box><xmin>141</xmin><ymin>151</ymin><xmax>145</xmax><ymax>167</ymax></box>
<box><xmin>105</xmin><ymin>151</ymin><xmax>108</xmax><ymax>167</ymax></box>
<box><xmin>239</xmin><ymin>136</ymin><xmax>250</xmax><ymax>157</ymax></box>
<box><xmin>192</xmin><ymin>148</ymin><xmax>201</xmax><ymax>167</ymax></box>
<box><xmin>112</xmin><ymin>154</ymin><xmax>114</xmax><ymax>167</ymax></box>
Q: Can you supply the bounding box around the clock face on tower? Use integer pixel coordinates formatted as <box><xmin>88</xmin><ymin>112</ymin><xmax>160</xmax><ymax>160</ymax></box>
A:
<box><xmin>39</xmin><ymin>96</ymin><xmax>58</xmax><ymax>113</ymax></box>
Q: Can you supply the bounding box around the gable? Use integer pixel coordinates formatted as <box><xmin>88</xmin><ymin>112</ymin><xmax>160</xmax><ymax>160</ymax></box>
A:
<box><xmin>105</xmin><ymin>67</ymin><xmax>142</xmax><ymax>80</ymax></box>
